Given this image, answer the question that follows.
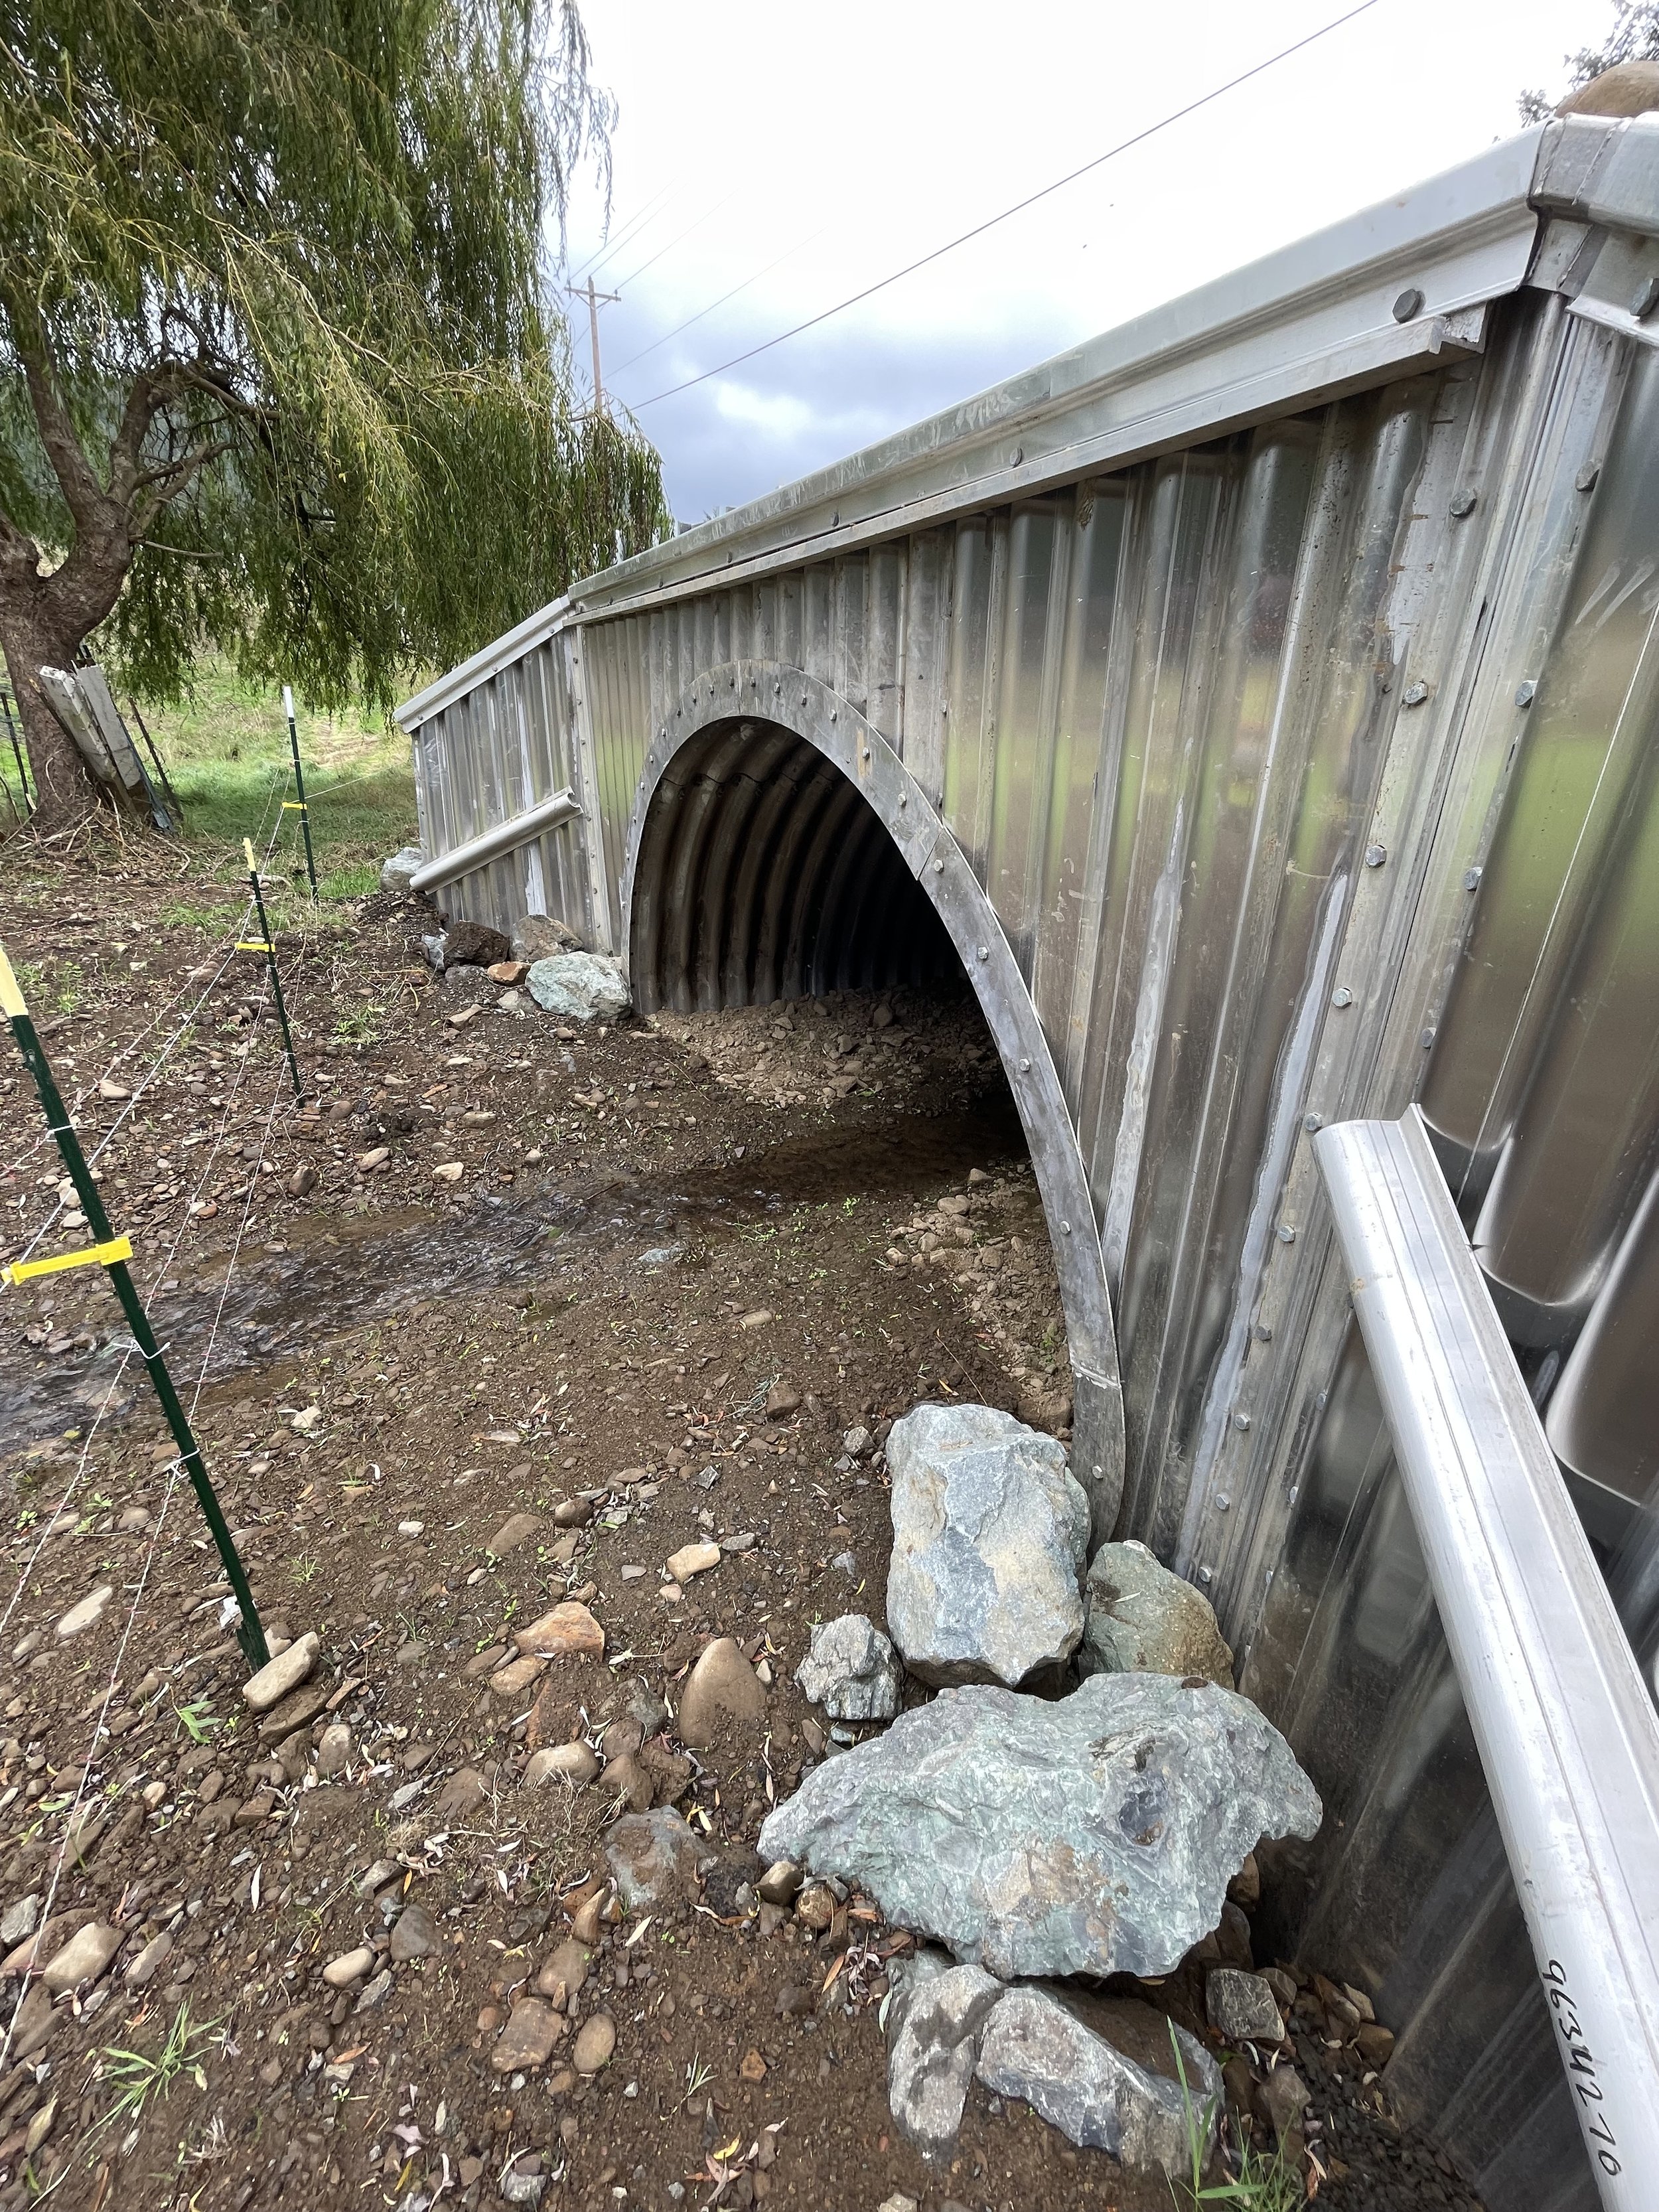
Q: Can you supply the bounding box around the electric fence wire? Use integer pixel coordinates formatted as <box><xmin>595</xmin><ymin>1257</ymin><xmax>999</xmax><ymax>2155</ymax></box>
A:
<box><xmin>626</xmin><ymin>0</ymin><xmax>1384</xmax><ymax>412</ymax></box>
<box><xmin>2</xmin><ymin>930</ymin><xmax>255</xmax><ymax>1274</ymax></box>
<box><xmin>0</xmin><ymin>1003</ymin><xmax>298</xmax><ymax>2073</ymax></box>
<box><xmin>0</xmin><ymin>757</ymin><xmax>290</xmax><ymax>1188</ymax></box>
<box><xmin>0</xmin><ymin>1002</ymin><xmax>286</xmax><ymax>1649</ymax></box>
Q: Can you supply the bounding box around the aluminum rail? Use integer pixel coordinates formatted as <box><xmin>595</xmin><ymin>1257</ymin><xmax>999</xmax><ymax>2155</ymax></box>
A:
<box><xmin>1313</xmin><ymin>1109</ymin><xmax>1659</xmax><ymax>2210</ymax></box>
<box><xmin>409</xmin><ymin>788</ymin><xmax>581</xmax><ymax>896</ymax></box>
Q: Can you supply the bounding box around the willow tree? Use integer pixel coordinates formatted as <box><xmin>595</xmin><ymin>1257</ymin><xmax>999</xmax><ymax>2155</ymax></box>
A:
<box><xmin>0</xmin><ymin>0</ymin><xmax>668</xmax><ymax>830</ymax></box>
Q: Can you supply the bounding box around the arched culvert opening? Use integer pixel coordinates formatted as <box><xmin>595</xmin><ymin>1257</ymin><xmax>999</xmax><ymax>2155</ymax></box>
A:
<box><xmin>629</xmin><ymin>719</ymin><xmax>960</xmax><ymax>1013</ymax></box>
<box><xmin>623</xmin><ymin>691</ymin><xmax>1125</xmax><ymax>1542</ymax></box>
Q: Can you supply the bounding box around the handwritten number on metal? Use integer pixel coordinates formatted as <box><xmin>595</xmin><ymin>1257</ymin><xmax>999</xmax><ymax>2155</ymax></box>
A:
<box><xmin>1544</xmin><ymin>1961</ymin><xmax>1620</xmax><ymax>2175</ymax></box>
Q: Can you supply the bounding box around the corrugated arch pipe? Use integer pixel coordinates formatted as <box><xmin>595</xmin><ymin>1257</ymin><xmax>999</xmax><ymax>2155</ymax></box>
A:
<box><xmin>631</xmin><ymin>722</ymin><xmax>960</xmax><ymax>1010</ymax></box>
<box><xmin>620</xmin><ymin>685</ymin><xmax>1126</xmax><ymax>1545</ymax></box>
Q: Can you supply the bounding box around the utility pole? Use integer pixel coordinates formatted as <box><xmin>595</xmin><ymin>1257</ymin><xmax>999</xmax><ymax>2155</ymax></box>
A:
<box><xmin>566</xmin><ymin>276</ymin><xmax>620</xmax><ymax>412</ymax></box>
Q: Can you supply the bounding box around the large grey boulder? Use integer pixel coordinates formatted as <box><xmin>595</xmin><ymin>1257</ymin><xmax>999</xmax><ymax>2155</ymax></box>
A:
<box><xmin>512</xmin><ymin>913</ymin><xmax>583</xmax><ymax>964</ymax></box>
<box><xmin>885</xmin><ymin>1952</ymin><xmax>1003</xmax><ymax>2161</ymax></box>
<box><xmin>975</xmin><ymin>1986</ymin><xmax>1218</xmax><ymax>2174</ymax></box>
<box><xmin>757</xmin><ymin>1672</ymin><xmax>1321</xmax><ymax>1980</ymax></box>
<box><xmin>1081</xmin><ymin>1541</ymin><xmax>1234</xmax><ymax>1686</ymax></box>
<box><xmin>527</xmin><ymin>952</ymin><xmax>629</xmax><ymax>1023</ymax></box>
<box><xmin>380</xmin><ymin>845</ymin><xmax>425</xmax><ymax>895</ymax></box>
<box><xmin>796</xmin><ymin>1614</ymin><xmax>902</xmax><ymax>1722</ymax></box>
<box><xmin>885</xmin><ymin>1402</ymin><xmax>1088</xmax><ymax>1687</ymax></box>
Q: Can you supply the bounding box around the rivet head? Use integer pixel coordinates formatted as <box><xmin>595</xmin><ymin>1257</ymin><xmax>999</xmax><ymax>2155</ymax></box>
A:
<box><xmin>1331</xmin><ymin>986</ymin><xmax>1354</xmax><ymax>1009</ymax></box>
<box><xmin>1060</xmin><ymin>1220</ymin><xmax>1072</xmax><ymax>1234</ymax></box>
<box><xmin>1392</xmin><ymin>286</ymin><xmax>1425</xmax><ymax>323</ymax></box>
<box><xmin>1515</xmin><ymin>679</ymin><xmax>1537</xmax><ymax>707</ymax></box>
<box><xmin>1402</xmin><ymin>680</ymin><xmax>1429</xmax><ymax>707</ymax></box>
<box><xmin>1019</xmin><ymin>1057</ymin><xmax>1031</xmax><ymax>1072</ymax></box>
<box><xmin>933</xmin><ymin>858</ymin><xmax>945</xmax><ymax>874</ymax></box>
<box><xmin>1364</xmin><ymin>842</ymin><xmax>1387</xmax><ymax>867</ymax></box>
<box><xmin>1276</xmin><ymin>1224</ymin><xmax>1297</xmax><ymax>1244</ymax></box>
<box><xmin>1449</xmin><ymin>489</ymin><xmax>1478</xmax><ymax>519</ymax></box>
<box><xmin>1421</xmin><ymin>1026</ymin><xmax>1437</xmax><ymax>1050</ymax></box>
<box><xmin>861</xmin><ymin>747</ymin><xmax>872</xmax><ymax>762</ymax></box>
<box><xmin>1303</xmin><ymin>1112</ymin><xmax>1323</xmax><ymax>1133</ymax></box>
<box><xmin>975</xmin><ymin>946</ymin><xmax>989</xmax><ymax>962</ymax></box>
<box><xmin>1463</xmin><ymin>865</ymin><xmax>1482</xmax><ymax>891</ymax></box>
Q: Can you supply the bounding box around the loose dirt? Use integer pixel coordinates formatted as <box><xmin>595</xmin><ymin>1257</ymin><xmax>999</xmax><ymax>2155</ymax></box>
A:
<box><xmin>0</xmin><ymin>849</ymin><xmax>1483</xmax><ymax>2212</ymax></box>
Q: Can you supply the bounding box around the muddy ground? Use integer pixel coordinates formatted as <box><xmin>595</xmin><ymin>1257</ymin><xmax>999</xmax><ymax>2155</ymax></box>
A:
<box><xmin>0</xmin><ymin>846</ymin><xmax>1482</xmax><ymax>2212</ymax></box>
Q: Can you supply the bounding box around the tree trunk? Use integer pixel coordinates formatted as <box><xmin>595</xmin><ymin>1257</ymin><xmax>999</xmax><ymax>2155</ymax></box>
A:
<box><xmin>0</xmin><ymin>575</ymin><xmax>138</xmax><ymax>836</ymax></box>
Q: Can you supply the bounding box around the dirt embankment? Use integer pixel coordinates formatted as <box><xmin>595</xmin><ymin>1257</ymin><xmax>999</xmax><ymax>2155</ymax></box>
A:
<box><xmin>0</xmin><ymin>855</ymin><xmax>1481</xmax><ymax>2212</ymax></box>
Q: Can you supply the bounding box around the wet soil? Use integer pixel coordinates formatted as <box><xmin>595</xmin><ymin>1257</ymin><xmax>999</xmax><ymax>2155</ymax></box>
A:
<box><xmin>0</xmin><ymin>849</ymin><xmax>1482</xmax><ymax>2212</ymax></box>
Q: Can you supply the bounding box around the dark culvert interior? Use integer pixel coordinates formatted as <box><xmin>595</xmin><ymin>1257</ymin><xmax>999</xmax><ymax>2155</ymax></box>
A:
<box><xmin>630</xmin><ymin>718</ymin><xmax>960</xmax><ymax>1012</ymax></box>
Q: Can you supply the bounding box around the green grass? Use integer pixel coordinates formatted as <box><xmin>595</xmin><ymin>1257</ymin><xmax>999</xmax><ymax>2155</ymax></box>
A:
<box><xmin>1168</xmin><ymin>2022</ymin><xmax>1304</xmax><ymax>2210</ymax></box>
<box><xmin>98</xmin><ymin>2002</ymin><xmax>220</xmax><ymax>2126</ymax></box>
<box><xmin>135</xmin><ymin>659</ymin><xmax>420</xmax><ymax>899</ymax></box>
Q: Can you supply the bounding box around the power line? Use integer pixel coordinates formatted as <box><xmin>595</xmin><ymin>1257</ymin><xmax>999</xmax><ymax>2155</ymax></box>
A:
<box><xmin>606</xmin><ymin>183</ymin><xmax>747</xmax><ymax>295</ymax></box>
<box><xmin>609</xmin><ymin>226</ymin><xmax>830</xmax><ymax>382</ymax></box>
<box><xmin>564</xmin><ymin>180</ymin><xmax>676</xmax><ymax>283</ymax></box>
<box><xmin>629</xmin><ymin>0</ymin><xmax>1384</xmax><ymax>412</ymax></box>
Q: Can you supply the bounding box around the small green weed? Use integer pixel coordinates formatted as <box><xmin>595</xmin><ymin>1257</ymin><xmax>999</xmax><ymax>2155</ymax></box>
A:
<box><xmin>172</xmin><ymin>1696</ymin><xmax>221</xmax><ymax>1743</ymax></box>
<box><xmin>1167</xmin><ymin>2020</ymin><xmax>1303</xmax><ymax>2209</ymax></box>
<box><xmin>100</xmin><ymin>2002</ymin><xmax>221</xmax><ymax>2125</ymax></box>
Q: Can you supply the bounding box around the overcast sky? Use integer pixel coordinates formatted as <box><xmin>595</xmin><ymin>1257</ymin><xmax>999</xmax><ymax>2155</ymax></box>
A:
<box><xmin>556</xmin><ymin>0</ymin><xmax>1615</xmax><ymax>524</ymax></box>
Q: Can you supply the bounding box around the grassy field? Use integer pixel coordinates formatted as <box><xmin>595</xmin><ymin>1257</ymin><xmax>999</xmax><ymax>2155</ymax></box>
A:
<box><xmin>135</xmin><ymin>661</ymin><xmax>419</xmax><ymax>906</ymax></box>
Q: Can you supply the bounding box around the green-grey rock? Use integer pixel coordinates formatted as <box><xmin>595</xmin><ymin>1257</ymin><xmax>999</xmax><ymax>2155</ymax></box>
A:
<box><xmin>796</xmin><ymin>1613</ymin><xmax>902</xmax><ymax>1721</ymax></box>
<box><xmin>526</xmin><ymin>952</ymin><xmax>628</xmax><ymax>1023</ymax></box>
<box><xmin>885</xmin><ymin>1951</ymin><xmax>1003</xmax><ymax>2160</ymax></box>
<box><xmin>886</xmin><ymin>1402</ymin><xmax>1088</xmax><ymax>1687</ymax></box>
<box><xmin>757</xmin><ymin>1673</ymin><xmax>1319</xmax><ymax>1980</ymax></box>
<box><xmin>975</xmin><ymin>1986</ymin><xmax>1219</xmax><ymax>2172</ymax></box>
<box><xmin>1080</xmin><ymin>1541</ymin><xmax>1234</xmax><ymax>1686</ymax></box>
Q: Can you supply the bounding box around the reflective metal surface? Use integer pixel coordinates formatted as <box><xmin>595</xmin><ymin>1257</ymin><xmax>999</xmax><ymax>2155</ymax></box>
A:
<box><xmin>1313</xmin><ymin>1110</ymin><xmax>1659</xmax><ymax>2209</ymax></box>
<box><xmin>398</xmin><ymin>121</ymin><xmax>1659</xmax><ymax>2211</ymax></box>
<box><xmin>407</xmin><ymin>637</ymin><xmax>590</xmax><ymax>933</ymax></box>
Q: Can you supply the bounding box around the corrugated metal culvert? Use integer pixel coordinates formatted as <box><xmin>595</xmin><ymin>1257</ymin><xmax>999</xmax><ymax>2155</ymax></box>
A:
<box><xmin>401</xmin><ymin>115</ymin><xmax>1659</xmax><ymax>2212</ymax></box>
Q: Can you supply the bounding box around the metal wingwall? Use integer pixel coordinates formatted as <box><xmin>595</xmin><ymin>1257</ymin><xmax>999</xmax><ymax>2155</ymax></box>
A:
<box><xmin>407</xmin><ymin>634</ymin><xmax>595</xmax><ymax>933</ymax></box>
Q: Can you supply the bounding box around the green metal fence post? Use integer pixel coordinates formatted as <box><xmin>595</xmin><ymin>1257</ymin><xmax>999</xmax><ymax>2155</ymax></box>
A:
<box><xmin>0</xmin><ymin>941</ymin><xmax>269</xmax><ymax>1673</ymax></box>
<box><xmin>282</xmin><ymin>685</ymin><xmax>319</xmax><ymax>901</ymax></box>
<box><xmin>242</xmin><ymin>840</ymin><xmax>306</xmax><ymax>1102</ymax></box>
